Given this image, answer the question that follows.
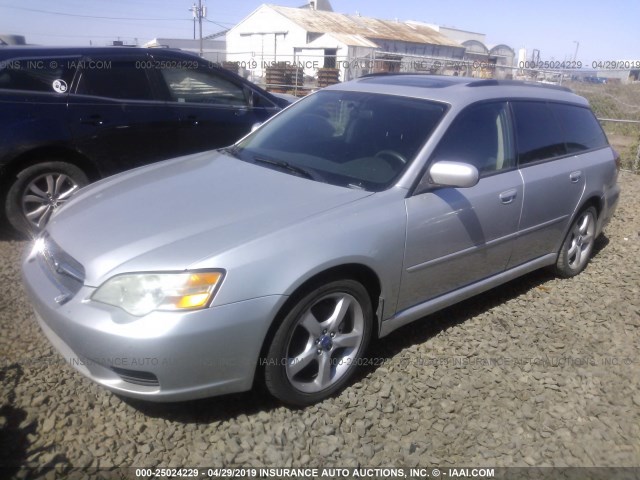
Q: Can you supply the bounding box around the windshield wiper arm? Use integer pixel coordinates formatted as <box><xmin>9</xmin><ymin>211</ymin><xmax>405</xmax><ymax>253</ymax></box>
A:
<box><xmin>253</xmin><ymin>156</ymin><xmax>314</xmax><ymax>180</ymax></box>
<box><xmin>220</xmin><ymin>145</ymin><xmax>242</xmax><ymax>158</ymax></box>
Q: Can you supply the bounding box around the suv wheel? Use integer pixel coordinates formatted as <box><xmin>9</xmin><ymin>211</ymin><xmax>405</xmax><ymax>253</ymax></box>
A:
<box><xmin>6</xmin><ymin>161</ymin><xmax>89</xmax><ymax>236</ymax></box>
<box><xmin>554</xmin><ymin>206</ymin><xmax>597</xmax><ymax>278</ymax></box>
<box><xmin>264</xmin><ymin>279</ymin><xmax>373</xmax><ymax>406</ymax></box>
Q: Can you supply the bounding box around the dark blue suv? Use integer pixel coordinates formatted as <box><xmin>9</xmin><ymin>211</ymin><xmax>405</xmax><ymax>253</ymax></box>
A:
<box><xmin>0</xmin><ymin>46</ymin><xmax>289</xmax><ymax>235</ymax></box>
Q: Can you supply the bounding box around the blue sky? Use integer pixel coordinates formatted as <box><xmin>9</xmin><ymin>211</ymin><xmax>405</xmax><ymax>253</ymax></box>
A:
<box><xmin>0</xmin><ymin>0</ymin><xmax>637</xmax><ymax>63</ymax></box>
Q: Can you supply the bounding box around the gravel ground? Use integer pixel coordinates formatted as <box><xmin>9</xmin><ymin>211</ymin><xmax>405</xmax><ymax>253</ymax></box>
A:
<box><xmin>1</xmin><ymin>172</ymin><xmax>639</xmax><ymax>476</ymax></box>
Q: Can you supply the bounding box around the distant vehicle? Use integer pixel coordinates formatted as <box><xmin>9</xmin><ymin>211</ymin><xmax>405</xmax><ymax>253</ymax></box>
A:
<box><xmin>0</xmin><ymin>46</ymin><xmax>291</xmax><ymax>235</ymax></box>
<box><xmin>23</xmin><ymin>75</ymin><xmax>620</xmax><ymax>406</ymax></box>
<box><xmin>583</xmin><ymin>76</ymin><xmax>607</xmax><ymax>84</ymax></box>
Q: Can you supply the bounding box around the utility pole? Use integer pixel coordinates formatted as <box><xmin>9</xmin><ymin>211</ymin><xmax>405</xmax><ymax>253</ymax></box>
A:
<box><xmin>190</xmin><ymin>1</ymin><xmax>206</xmax><ymax>56</ymax></box>
<box><xmin>190</xmin><ymin>3</ymin><xmax>196</xmax><ymax>40</ymax></box>
<box><xmin>199</xmin><ymin>0</ymin><xmax>203</xmax><ymax>57</ymax></box>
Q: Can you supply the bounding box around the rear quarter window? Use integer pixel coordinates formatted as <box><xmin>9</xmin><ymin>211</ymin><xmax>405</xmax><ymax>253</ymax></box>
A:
<box><xmin>0</xmin><ymin>57</ymin><xmax>76</xmax><ymax>93</ymax></box>
<box><xmin>550</xmin><ymin>103</ymin><xmax>608</xmax><ymax>152</ymax></box>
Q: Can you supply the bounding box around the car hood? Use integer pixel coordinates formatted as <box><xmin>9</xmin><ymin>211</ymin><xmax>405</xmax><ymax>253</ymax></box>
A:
<box><xmin>47</xmin><ymin>151</ymin><xmax>372</xmax><ymax>286</ymax></box>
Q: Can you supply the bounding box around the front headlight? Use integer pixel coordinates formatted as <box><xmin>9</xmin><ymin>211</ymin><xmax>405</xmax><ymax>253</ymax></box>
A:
<box><xmin>91</xmin><ymin>271</ymin><xmax>224</xmax><ymax>316</ymax></box>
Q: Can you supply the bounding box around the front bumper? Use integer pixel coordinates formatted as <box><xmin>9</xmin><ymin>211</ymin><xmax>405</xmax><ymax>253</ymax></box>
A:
<box><xmin>22</xmin><ymin>245</ymin><xmax>286</xmax><ymax>402</ymax></box>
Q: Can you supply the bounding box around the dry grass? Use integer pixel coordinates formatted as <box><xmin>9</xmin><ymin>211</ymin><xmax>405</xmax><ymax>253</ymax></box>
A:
<box><xmin>568</xmin><ymin>82</ymin><xmax>640</xmax><ymax>171</ymax></box>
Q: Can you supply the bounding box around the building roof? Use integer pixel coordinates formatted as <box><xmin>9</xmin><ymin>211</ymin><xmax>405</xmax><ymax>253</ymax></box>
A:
<box><xmin>308</xmin><ymin>32</ymin><xmax>379</xmax><ymax>49</ymax></box>
<box><xmin>268</xmin><ymin>5</ymin><xmax>461</xmax><ymax>48</ymax></box>
<box><xmin>462</xmin><ymin>39</ymin><xmax>489</xmax><ymax>55</ymax></box>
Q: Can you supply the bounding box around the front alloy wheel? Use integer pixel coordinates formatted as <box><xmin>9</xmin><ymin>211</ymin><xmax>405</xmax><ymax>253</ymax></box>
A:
<box><xmin>555</xmin><ymin>206</ymin><xmax>597</xmax><ymax>278</ymax></box>
<box><xmin>264</xmin><ymin>279</ymin><xmax>372</xmax><ymax>406</ymax></box>
<box><xmin>5</xmin><ymin>161</ymin><xmax>89</xmax><ymax>236</ymax></box>
<box><xmin>22</xmin><ymin>172</ymin><xmax>81</xmax><ymax>229</ymax></box>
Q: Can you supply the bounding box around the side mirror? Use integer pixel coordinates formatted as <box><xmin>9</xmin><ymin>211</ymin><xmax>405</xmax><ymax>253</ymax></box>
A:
<box><xmin>428</xmin><ymin>161</ymin><xmax>479</xmax><ymax>188</ymax></box>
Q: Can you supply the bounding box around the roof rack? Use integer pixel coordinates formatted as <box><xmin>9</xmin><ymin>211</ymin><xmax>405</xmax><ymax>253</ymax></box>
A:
<box><xmin>467</xmin><ymin>79</ymin><xmax>573</xmax><ymax>92</ymax></box>
<box><xmin>359</xmin><ymin>72</ymin><xmax>449</xmax><ymax>78</ymax></box>
<box><xmin>356</xmin><ymin>73</ymin><xmax>575</xmax><ymax>93</ymax></box>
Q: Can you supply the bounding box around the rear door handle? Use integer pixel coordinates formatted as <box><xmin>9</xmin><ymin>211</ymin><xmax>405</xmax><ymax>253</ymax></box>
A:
<box><xmin>80</xmin><ymin>114</ymin><xmax>104</xmax><ymax>126</ymax></box>
<box><xmin>185</xmin><ymin>115</ymin><xmax>199</xmax><ymax>126</ymax></box>
<box><xmin>570</xmin><ymin>170</ymin><xmax>582</xmax><ymax>183</ymax></box>
<box><xmin>499</xmin><ymin>188</ymin><xmax>517</xmax><ymax>204</ymax></box>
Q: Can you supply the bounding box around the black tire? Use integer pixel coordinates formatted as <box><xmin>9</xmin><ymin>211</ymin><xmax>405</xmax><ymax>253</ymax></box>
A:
<box><xmin>264</xmin><ymin>279</ymin><xmax>373</xmax><ymax>406</ymax></box>
<box><xmin>554</xmin><ymin>206</ymin><xmax>598</xmax><ymax>278</ymax></box>
<box><xmin>5</xmin><ymin>161</ymin><xmax>89</xmax><ymax>237</ymax></box>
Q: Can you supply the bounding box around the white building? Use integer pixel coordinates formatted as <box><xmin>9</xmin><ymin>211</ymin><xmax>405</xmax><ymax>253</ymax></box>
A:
<box><xmin>0</xmin><ymin>34</ymin><xmax>26</xmax><ymax>45</ymax></box>
<box><xmin>226</xmin><ymin>2</ymin><xmax>464</xmax><ymax>84</ymax></box>
<box><xmin>144</xmin><ymin>37</ymin><xmax>226</xmax><ymax>63</ymax></box>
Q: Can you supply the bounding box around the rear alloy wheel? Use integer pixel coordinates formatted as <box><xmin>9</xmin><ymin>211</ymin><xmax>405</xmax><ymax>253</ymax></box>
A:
<box><xmin>555</xmin><ymin>206</ymin><xmax>597</xmax><ymax>278</ymax></box>
<box><xmin>6</xmin><ymin>161</ymin><xmax>88</xmax><ymax>236</ymax></box>
<box><xmin>264</xmin><ymin>279</ymin><xmax>372</xmax><ymax>406</ymax></box>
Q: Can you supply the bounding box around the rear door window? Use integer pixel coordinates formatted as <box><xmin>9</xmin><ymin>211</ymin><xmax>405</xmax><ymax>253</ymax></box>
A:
<box><xmin>75</xmin><ymin>59</ymin><xmax>154</xmax><ymax>101</ymax></box>
<box><xmin>550</xmin><ymin>103</ymin><xmax>608</xmax><ymax>153</ymax></box>
<box><xmin>512</xmin><ymin>101</ymin><xmax>567</xmax><ymax>164</ymax></box>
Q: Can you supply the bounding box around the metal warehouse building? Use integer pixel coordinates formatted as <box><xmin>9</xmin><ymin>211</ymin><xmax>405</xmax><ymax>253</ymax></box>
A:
<box><xmin>226</xmin><ymin>1</ymin><xmax>466</xmax><ymax>83</ymax></box>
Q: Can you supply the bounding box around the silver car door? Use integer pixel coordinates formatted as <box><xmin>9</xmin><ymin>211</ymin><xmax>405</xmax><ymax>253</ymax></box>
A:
<box><xmin>508</xmin><ymin>101</ymin><xmax>586</xmax><ymax>267</ymax></box>
<box><xmin>398</xmin><ymin>101</ymin><xmax>523</xmax><ymax>311</ymax></box>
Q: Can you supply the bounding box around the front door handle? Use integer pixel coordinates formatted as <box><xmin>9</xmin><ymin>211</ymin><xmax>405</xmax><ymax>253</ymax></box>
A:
<box><xmin>570</xmin><ymin>170</ymin><xmax>582</xmax><ymax>183</ymax></box>
<box><xmin>499</xmin><ymin>189</ymin><xmax>517</xmax><ymax>204</ymax></box>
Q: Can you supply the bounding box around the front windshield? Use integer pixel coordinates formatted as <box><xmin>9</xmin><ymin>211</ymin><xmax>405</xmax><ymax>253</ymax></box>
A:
<box><xmin>232</xmin><ymin>90</ymin><xmax>447</xmax><ymax>191</ymax></box>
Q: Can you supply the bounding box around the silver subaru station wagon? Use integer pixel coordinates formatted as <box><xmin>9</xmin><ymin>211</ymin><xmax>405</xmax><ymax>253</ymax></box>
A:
<box><xmin>22</xmin><ymin>75</ymin><xmax>620</xmax><ymax>406</ymax></box>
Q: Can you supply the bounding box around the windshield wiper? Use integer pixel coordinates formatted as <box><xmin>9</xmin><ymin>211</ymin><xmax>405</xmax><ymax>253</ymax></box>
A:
<box><xmin>253</xmin><ymin>155</ymin><xmax>314</xmax><ymax>180</ymax></box>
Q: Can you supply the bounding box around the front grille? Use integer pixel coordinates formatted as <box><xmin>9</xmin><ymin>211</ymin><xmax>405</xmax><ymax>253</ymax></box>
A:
<box><xmin>38</xmin><ymin>233</ymin><xmax>85</xmax><ymax>298</ymax></box>
<box><xmin>111</xmin><ymin>367</ymin><xmax>160</xmax><ymax>387</ymax></box>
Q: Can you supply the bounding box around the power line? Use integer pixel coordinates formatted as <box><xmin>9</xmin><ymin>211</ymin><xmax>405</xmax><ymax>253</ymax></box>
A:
<box><xmin>0</xmin><ymin>4</ymin><xmax>191</xmax><ymax>21</ymax></box>
<box><xmin>204</xmin><ymin>18</ymin><xmax>234</xmax><ymax>29</ymax></box>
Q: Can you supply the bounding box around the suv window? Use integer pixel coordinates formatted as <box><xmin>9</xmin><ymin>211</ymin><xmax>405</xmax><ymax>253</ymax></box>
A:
<box><xmin>160</xmin><ymin>67</ymin><xmax>247</xmax><ymax>106</ymax></box>
<box><xmin>432</xmin><ymin>101</ymin><xmax>514</xmax><ymax>175</ymax></box>
<box><xmin>550</xmin><ymin>103</ymin><xmax>608</xmax><ymax>153</ymax></box>
<box><xmin>0</xmin><ymin>57</ymin><xmax>76</xmax><ymax>93</ymax></box>
<box><xmin>75</xmin><ymin>60</ymin><xmax>153</xmax><ymax>101</ymax></box>
<box><xmin>512</xmin><ymin>101</ymin><xmax>567</xmax><ymax>164</ymax></box>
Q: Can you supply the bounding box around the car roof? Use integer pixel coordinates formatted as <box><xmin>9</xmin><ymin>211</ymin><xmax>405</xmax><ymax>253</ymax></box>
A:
<box><xmin>326</xmin><ymin>74</ymin><xmax>589</xmax><ymax>107</ymax></box>
<box><xmin>0</xmin><ymin>45</ymin><xmax>198</xmax><ymax>60</ymax></box>
<box><xmin>0</xmin><ymin>45</ymin><xmax>292</xmax><ymax>107</ymax></box>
